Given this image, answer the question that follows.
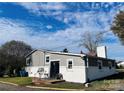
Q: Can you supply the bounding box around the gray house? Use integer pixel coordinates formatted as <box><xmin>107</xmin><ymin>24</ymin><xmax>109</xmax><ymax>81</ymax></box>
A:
<box><xmin>25</xmin><ymin>49</ymin><xmax>116</xmax><ymax>83</ymax></box>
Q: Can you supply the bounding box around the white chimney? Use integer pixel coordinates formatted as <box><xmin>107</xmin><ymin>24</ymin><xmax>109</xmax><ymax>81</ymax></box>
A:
<box><xmin>96</xmin><ymin>46</ymin><xmax>107</xmax><ymax>58</ymax></box>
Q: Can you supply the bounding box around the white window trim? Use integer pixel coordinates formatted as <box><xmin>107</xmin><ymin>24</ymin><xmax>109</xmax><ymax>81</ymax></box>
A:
<box><xmin>66</xmin><ymin>59</ymin><xmax>73</xmax><ymax>70</ymax></box>
<box><xmin>26</xmin><ymin>56</ymin><xmax>32</xmax><ymax>66</ymax></box>
<box><xmin>45</xmin><ymin>55</ymin><xmax>50</xmax><ymax>64</ymax></box>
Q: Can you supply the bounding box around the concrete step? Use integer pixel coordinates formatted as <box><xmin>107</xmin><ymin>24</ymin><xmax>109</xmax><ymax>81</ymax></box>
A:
<box><xmin>47</xmin><ymin>80</ymin><xmax>65</xmax><ymax>84</ymax></box>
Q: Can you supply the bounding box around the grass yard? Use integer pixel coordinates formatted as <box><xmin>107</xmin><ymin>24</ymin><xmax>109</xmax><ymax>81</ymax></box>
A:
<box><xmin>0</xmin><ymin>69</ymin><xmax>124</xmax><ymax>90</ymax></box>
<box><xmin>0</xmin><ymin>77</ymin><xmax>32</xmax><ymax>86</ymax></box>
<box><xmin>33</xmin><ymin>82</ymin><xmax>85</xmax><ymax>89</ymax></box>
<box><xmin>32</xmin><ymin>69</ymin><xmax>124</xmax><ymax>90</ymax></box>
<box><xmin>85</xmin><ymin>69</ymin><xmax>124</xmax><ymax>91</ymax></box>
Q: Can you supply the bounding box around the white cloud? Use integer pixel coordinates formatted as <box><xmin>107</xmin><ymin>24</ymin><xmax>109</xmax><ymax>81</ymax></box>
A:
<box><xmin>17</xmin><ymin>2</ymin><xmax>66</xmax><ymax>16</ymax></box>
<box><xmin>46</xmin><ymin>25</ymin><xmax>53</xmax><ymax>29</ymax></box>
<box><xmin>0</xmin><ymin>18</ymin><xmax>72</xmax><ymax>50</ymax></box>
<box><xmin>40</xmin><ymin>3</ymin><xmax>66</xmax><ymax>10</ymax></box>
<box><xmin>0</xmin><ymin>18</ymin><xmax>51</xmax><ymax>48</ymax></box>
<box><xmin>0</xmin><ymin>17</ymin><xmax>84</xmax><ymax>53</ymax></box>
<box><xmin>0</xmin><ymin>18</ymin><xmax>30</xmax><ymax>44</ymax></box>
<box><xmin>1</xmin><ymin>2</ymin><xmax>124</xmax><ymax>60</ymax></box>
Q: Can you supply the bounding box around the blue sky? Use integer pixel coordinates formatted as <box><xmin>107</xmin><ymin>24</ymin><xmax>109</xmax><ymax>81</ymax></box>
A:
<box><xmin>0</xmin><ymin>2</ymin><xmax>124</xmax><ymax>61</ymax></box>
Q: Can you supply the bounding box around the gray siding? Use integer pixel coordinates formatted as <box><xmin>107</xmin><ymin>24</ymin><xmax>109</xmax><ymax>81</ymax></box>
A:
<box><xmin>45</xmin><ymin>52</ymin><xmax>85</xmax><ymax>66</ymax></box>
<box><xmin>87</xmin><ymin>56</ymin><xmax>115</xmax><ymax>67</ymax></box>
<box><xmin>32</xmin><ymin>50</ymin><xmax>45</xmax><ymax>66</ymax></box>
<box><xmin>29</xmin><ymin>50</ymin><xmax>85</xmax><ymax>67</ymax></box>
<box><xmin>27</xmin><ymin>50</ymin><xmax>115</xmax><ymax>68</ymax></box>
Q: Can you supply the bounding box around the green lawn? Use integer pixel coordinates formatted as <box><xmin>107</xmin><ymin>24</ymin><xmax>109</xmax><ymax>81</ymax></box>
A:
<box><xmin>85</xmin><ymin>69</ymin><xmax>124</xmax><ymax>90</ymax></box>
<box><xmin>0</xmin><ymin>77</ymin><xmax>32</xmax><ymax>86</ymax></box>
<box><xmin>35</xmin><ymin>69</ymin><xmax>124</xmax><ymax>90</ymax></box>
<box><xmin>0</xmin><ymin>69</ymin><xmax>123</xmax><ymax>90</ymax></box>
<box><xmin>34</xmin><ymin>82</ymin><xmax>85</xmax><ymax>89</ymax></box>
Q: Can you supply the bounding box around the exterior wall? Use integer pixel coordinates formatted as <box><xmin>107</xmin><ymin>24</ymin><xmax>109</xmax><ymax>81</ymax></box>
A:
<box><xmin>44</xmin><ymin>52</ymin><xmax>86</xmax><ymax>83</ymax></box>
<box><xmin>31</xmin><ymin>50</ymin><xmax>45</xmax><ymax>66</ymax></box>
<box><xmin>26</xmin><ymin>50</ymin><xmax>85</xmax><ymax>67</ymax></box>
<box><xmin>45</xmin><ymin>52</ymin><xmax>85</xmax><ymax>66</ymax></box>
<box><xmin>87</xmin><ymin>66</ymin><xmax>116</xmax><ymax>81</ymax></box>
<box><xmin>87</xmin><ymin>56</ymin><xmax>115</xmax><ymax>67</ymax></box>
<box><xmin>60</xmin><ymin>66</ymin><xmax>86</xmax><ymax>83</ymax></box>
<box><xmin>86</xmin><ymin>56</ymin><xmax>116</xmax><ymax>81</ymax></box>
<box><xmin>25</xmin><ymin>66</ymin><xmax>49</xmax><ymax>78</ymax></box>
<box><xmin>26</xmin><ymin>50</ymin><xmax>87</xmax><ymax>83</ymax></box>
<box><xmin>25</xmin><ymin>50</ymin><xmax>116</xmax><ymax>83</ymax></box>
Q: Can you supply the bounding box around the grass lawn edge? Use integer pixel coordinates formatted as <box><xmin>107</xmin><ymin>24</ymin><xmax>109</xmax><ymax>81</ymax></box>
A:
<box><xmin>0</xmin><ymin>81</ymin><xmax>18</xmax><ymax>86</ymax></box>
<box><xmin>26</xmin><ymin>85</ymin><xmax>84</xmax><ymax>91</ymax></box>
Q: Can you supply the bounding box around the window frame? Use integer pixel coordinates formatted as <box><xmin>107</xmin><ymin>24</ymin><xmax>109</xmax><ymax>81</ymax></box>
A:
<box><xmin>67</xmin><ymin>59</ymin><xmax>73</xmax><ymax>70</ymax></box>
<box><xmin>97</xmin><ymin>60</ymin><xmax>102</xmax><ymax>69</ymax></box>
<box><xmin>45</xmin><ymin>55</ymin><xmax>50</xmax><ymax>64</ymax></box>
<box><xmin>26</xmin><ymin>56</ymin><xmax>32</xmax><ymax>66</ymax></box>
<box><xmin>108</xmin><ymin>61</ymin><xmax>112</xmax><ymax>69</ymax></box>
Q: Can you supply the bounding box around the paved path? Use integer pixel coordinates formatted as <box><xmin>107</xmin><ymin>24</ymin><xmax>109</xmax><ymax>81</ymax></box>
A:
<box><xmin>0</xmin><ymin>83</ymin><xmax>46</xmax><ymax>91</ymax></box>
<box><xmin>113</xmin><ymin>83</ymin><xmax>124</xmax><ymax>91</ymax></box>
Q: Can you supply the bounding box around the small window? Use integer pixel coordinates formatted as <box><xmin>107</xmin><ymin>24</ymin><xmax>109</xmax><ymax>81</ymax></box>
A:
<box><xmin>108</xmin><ymin>62</ymin><xmax>112</xmax><ymax>69</ymax></box>
<box><xmin>97</xmin><ymin>60</ymin><xmax>102</xmax><ymax>69</ymax></box>
<box><xmin>26</xmin><ymin>56</ymin><xmax>32</xmax><ymax>66</ymax></box>
<box><xmin>67</xmin><ymin>60</ymin><xmax>73</xmax><ymax>69</ymax></box>
<box><xmin>45</xmin><ymin>56</ymin><xmax>49</xmax><ymax>63</ymax></box>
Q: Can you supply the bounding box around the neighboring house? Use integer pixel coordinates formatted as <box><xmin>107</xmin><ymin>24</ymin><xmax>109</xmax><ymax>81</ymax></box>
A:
<box><xmin>25</xmin><ymin>49</ymin><xmax>116</xmax><ymax>83</ymax></box>
<box><xmin>117</xmin><ymin>61</ymin><xmax>124</xmax><ymax>67</ymax></box>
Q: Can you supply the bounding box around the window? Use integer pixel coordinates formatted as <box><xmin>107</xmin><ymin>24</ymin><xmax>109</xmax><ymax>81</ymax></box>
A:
<box><xmin>26</xmin><ymin>56</ymin><xmax>32</xmax><ymax>66</ymax></box>
<box><xmin>97</xmin><ymin>60</ymin><xmax>102</xmax><ymax>69</ymax></box>
<box><xmin>67</xmin><ymin>60</ymin><xmax>73</xmax><ymax>69</ymax></box>
<box><xmin>45</xmin><ymin>56</ymin><xmax>50</xmax><ymax>63</ymax></box>
<box><xmin>108</xmin><ymin>62</ymin><xmax>112</xmax><ymax>69</ymax></box>
<box><xmin>112</xmin><ymin>61</ymin><xmax>115</xmax><ymax>67</ymax></box>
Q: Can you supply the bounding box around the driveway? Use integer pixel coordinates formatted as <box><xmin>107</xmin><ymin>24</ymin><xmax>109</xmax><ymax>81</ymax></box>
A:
<box><xmin>0</xmin><ymin>83</ymin><xmax>48</xmax><ymax>91</ymax></box>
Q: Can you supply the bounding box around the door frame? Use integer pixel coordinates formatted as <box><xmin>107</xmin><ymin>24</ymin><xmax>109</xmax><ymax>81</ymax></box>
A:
<box><xmin>49</xmin><ymin>59</ymin><xmax>60</xmax><ymax>78</ymax></box>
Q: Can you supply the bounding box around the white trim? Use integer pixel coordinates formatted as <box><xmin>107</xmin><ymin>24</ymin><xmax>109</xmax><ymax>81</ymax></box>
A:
<box><xmin>45</xmin><ymin>55</ymin><xmax>50</xmax><ymax>64</ymax></box>
<box><xmin>48</xmin><ymin>50</ymin><xmax>85</xmax><ymax>56</ymax></box>
<box><xmin>26</xmin><ymin>56</ymin><xmax>32</xmax><ymax>66</ymax></box>
<box><xmin>66</xmin><ymin>59</ymin><xmax>73</xmax><ymax>71</ymax></box>
<box><xmin>27</xmin><ymin>49</ymin><xmax>85</xmax><ymax>57</ymax></box>
<box><xmin>50</xmin><ymin>59</ymin><xmax>61</xmax><ymax>62</ymax></box>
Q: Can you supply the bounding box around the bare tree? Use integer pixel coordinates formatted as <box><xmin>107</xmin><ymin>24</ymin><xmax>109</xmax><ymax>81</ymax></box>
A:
<box><xmin>79</xmin><ymin>31</ymin><xmax>105</xmax><ymax>56</ymax></box>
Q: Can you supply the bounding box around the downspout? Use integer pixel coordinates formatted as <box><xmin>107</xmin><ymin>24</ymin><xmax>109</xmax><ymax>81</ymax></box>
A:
<box><xmin>84</xmin><ymin>56</ymin><xmax>89</xmax><ymax>83</ymax></box>
<box><xmin>43</xmin><ymin>51</ymin><xmax>46</xmax><ymax>66</ymax></box>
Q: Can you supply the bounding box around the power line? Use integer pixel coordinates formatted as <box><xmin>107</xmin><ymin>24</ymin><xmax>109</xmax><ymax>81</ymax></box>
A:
<box><xmin>49</xmin><ymin>31</ymin><xmax>111</xmax><ymax>50</ymax></box>
<box><xmin>50</xmin><ymin>40</ymin><xmax>79</xmax><ymax>50</ymax></box>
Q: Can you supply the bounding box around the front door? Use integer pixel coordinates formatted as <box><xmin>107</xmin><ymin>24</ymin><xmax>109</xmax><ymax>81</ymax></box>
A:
<box><xmin>50</xmin><ymin>61</ymin><xmax>59</xmax><ymax>78</ymax></box>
